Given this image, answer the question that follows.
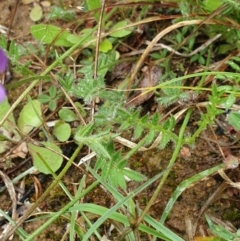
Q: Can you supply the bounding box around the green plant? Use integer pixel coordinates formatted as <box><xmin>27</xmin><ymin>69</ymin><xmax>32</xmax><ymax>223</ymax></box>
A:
<box><xmin>205</xmin><ymin>214</ymin><xmax>240</xmax><ymax>240</ymax></box>
<box><xmin>3</xmin><ymin>1</ymin><xmax>240</xmax><ymax>240</ymax></box>
<box><xmin>38</xmin><ymin>85</ymin><xmax>59</xmax><ymax>111</ymax></box>
<box><xmin>46</xmin><ymin>6</ymin><xmax>76</xmax><ymax>21</ymax></box>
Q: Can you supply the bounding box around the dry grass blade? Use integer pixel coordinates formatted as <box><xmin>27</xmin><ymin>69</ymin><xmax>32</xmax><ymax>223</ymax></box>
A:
<box><xmin>126</xmin><ymin>65</ymin><xmax>162</xmax><ymax>107</ymax></box>
<box><xmin>192</xmin><ymin>182</ymin><xmax>229</xmax><ymax>234</ymax></box>
<box><xmin>0</xmin><ymin>171</ymin><xmax>17</xmax><ymax>221</ymax></box>
<box><xmin>144</xmin><ymin>33</ymin><xmax>222</xmax><ymax>58</ymax></box>
<box><xmin>127</xmin><ymin>19</ymin><xmax>218</xmax><ymax>94</ymax></box>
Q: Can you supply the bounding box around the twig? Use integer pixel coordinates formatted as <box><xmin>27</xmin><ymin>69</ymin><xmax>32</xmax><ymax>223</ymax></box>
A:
<box><xmin>94</xmin><ymin>0</ymin><xmax>105</xmax><ymax>80</ymax></box>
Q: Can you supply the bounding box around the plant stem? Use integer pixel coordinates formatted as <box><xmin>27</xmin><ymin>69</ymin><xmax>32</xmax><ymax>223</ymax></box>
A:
<box><xmin>136</xmin><ymin>108</ymin><xmax>192</xmax><ymax>227</ymax></box>
<box><xmin>2</xmin><ymin>145</ymin><xmax>83</xmax><ymax>241</ymax></box>
<box><xmin>24</xmin><ymin>180</ymin><xmax>99</xmax><ymax>241</ymax></box>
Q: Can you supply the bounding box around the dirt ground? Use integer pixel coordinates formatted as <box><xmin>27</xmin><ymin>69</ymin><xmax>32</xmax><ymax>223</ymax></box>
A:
<box><xmin>1</xmin><ymin>1</ymin><xmax>240</xmax><ymax>241</ymax></box>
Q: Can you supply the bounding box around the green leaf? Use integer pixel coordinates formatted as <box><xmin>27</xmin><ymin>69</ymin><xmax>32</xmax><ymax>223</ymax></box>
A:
<box><xmin>99</xmin><ymin>38</ymin><xmax>112</xmax><ymax>53</ymax></box>
<box><xmin>67</xmin><ymin>29</ymin><xmax>94</xmax><ymax>46</ymax></box>
<box><xmin>30</xmin><ymin>4</ymin><xmax>43</xmax><ymax>22</ymax></box>
<box><xmin>75</xmin><ymin>102</ymin><xmax>87</xmax><ymax>117</ymax></box>
<box><xmin>58</xmin><ymin>108</ymin><xmax>78</xmax><ymax>122</ymax></box>
<box><xmin>28</xmin><ymin>142</ymin><xmax>63</xmax><ymax>174</ymax></box>
<box><xmin>38</xmin><ymin>94</ymin><xmax>52</xmax><ymax>103</ymax></box>
<box><xmin>205</xmin><ymin>214</ymin><xmax>236</xmax><ymax>240</ymax></box>
<box><xmin>46</xmin><ymin>6</ymin><xmax>75</xmax><ymax>21</ymax></box>
<box><xmin>227</xmin><ymin>111</ymin><xmax>240</xmax><ymax>131</ymax></box>
<box><xmin>49</xmin><ymin>86</ymin><xmax>57</xmax><ymax>98</ymax></box>
<box><xmin>218</xmin><ymin>44</ymin><xmax>234</xmax><ymax>54</ymax></box>
<box><xmin>109</xmin><ymin>168</ymin><xmax>119</xmax><ymax>188</ymax></box>
<box><xmin>86</xmin><ymin>0</ymin><xmax>101</xmax><ymax>20</ymax></box>
<box><xmin>109</xmin><ymin>20</ymin><xmax>133</xmax><ymax>38</ymax></box>
<box><xmin>53</xmin><ymin>121</ymin><xmax>71</xmax><ymax>142</ymax></box>
<box><xmin>49</xmin><ymin>100</ymin><xmax>57</xmax><ymax>111</ymax></box>
<box><xmin>123</xmin><ymin>168</ymin><xmax>146</xmax><ymax>182</ymax></box>
<box><xmin>228</xmin><ymin>60</ymin><xmax>240</xmax><ymax>72</ymax></box>
<box><xmin>74</xmin><ymin>125</ymin><xmax>111</xmax><ymax>159</ymax></box>
<box><xmin>31</xmin><ymin>24</ymin><xmax>73</xmax><ymax>47</ymax></box>
<box><xmin>0</xmin><ymin>134</ymin><xmax>10</xmax><ymax>141</ymax></box>
<box><xmin>75</xmin><ymin>123</ymin><xmax>94</xmax><ymax>139</ymax></box>
<box><xmin>217</xmin><ymin>85</ymin><xmax>233</xmax><ymax>92</ymax></box>
<box><xmin>87</xmin><ymin>0</ymin><xmax>101</xmax><ymax>11</ymax></box>
<box><xmin>133</xmin><ymin>124</ymin><xmax>143</xmax><ymax>140</ymax></box>
<box><xmin>17</xmin><ymin>100</ymin><xmax>43</xmax><ymax>135</ymax></box>
<box><xmin>116</xmin><ymin>170</ymin><xmax>127</xmax><ymax>190</ymax></box>
<box><xmin>224</xmin><ymin>93</ymin><xmax>235</xmax><ymax>109</ymax></box>
<box><xmin>0</xmin><ymin>99</ymin><xmax>22</xmax><ymax>153</ymax></box>
<box><xmin>73</xmin><ymin>74</ymin><xmax>105</xmax><ymax>103</ymax></box>
<box><xmin>204</xmin><ymin>0</ymin><xmax>223</xmax><ymax>11</ymax></box>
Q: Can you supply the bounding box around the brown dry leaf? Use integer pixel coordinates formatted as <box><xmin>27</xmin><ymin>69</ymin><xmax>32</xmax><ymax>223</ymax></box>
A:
<box><xmin>22</xmin><ymin>0</ymin><xmax>34</xmax><ymax>4</ymax></box>
<box><xmin>180</xmin><ymin>146</ymin><xmax>191</xmax><ymax>159</ymax></box>
<box><xmin>101</xmin><ymin>235</ymin><xmax>111</xmax><ymax>241</ymax></box>
<box><xmin>12</xmin><ymin>142</ymin><xmax>28</xmax><ymax>159</ymax></box>
<box><xmin>224</xmin><ymin>154</ymin><xmax>239</xmax><ymax>169</ymax></box>
<box><xmin>40</xmin><ymin>1</ymin><xmax>51</xmax><ymax>7</ymax></box>
<box><xmin>126</xmin><ymin>65</ymin><xmax>162</xmax><ymax>107</ymax></box>
<box><xmin>108</xmin><ymin>62</ymin><xmax>133</xmax><ymax>82</ymax></box>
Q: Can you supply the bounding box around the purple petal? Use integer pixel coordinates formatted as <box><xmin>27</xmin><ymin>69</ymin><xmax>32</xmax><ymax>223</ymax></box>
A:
<box><xmin>0</xmin><ymin>84</ymin><xmax>7</xmax><ymax>102</ymax></box>
<box><xmin>0</xmin><ymin>49</ymin><xmax>8</xmax><ymax>73</ymax></box>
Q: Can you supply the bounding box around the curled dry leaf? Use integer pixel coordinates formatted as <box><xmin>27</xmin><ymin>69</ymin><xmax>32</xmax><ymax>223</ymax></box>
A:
<box><xmin>126</xmin><ymin>65</ymin><xmax>162</xmax><ymax>107</ymax></box>
<box><xmin>12</xmin><ymin>142</ymin><xmax>28</xmax><ymax>159</ymax></box>
<box><xmin>180</xmin><ymin>146</ymin><xmax>191</xmax><ymax>159</ymax></box>
<box><xmin>224</xmin><ymin>154</ymin><xmax>239</xmax><ymax>169</ymax></box>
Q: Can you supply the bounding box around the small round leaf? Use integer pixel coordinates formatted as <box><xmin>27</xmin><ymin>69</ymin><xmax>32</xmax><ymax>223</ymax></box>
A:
<box><xmin>30</xmin><ymin>4</ymin><xmax>43</xmax><ymax>22</ymax></box>
<box><xmin>99</xmin><ymin>38</ymin><xmax>112</xmax><ymax>53</ymax></box>
<box><xmin>28</xmin><ymin>142</ymin><xmax>63</xmax><ymax>174</ymax></box>
<box><xmin>53</xmin><ymin>121</ymin><xmax>71</xmax><ymax>142</ymax></box>
<box><xmin>58</xmin><ymin>108</ymin><xmax>78</xmax><ymax>122</ymax></box>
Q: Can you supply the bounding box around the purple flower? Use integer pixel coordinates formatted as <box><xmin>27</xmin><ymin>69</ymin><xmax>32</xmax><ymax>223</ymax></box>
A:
<box><xmin>0</xmin><ymin>48</ymin><xmax>8</xmax><ymax>102</ymax></box>
<box><xmin>0</xmin><ymin>84</ymin><xmax>7</xmax><ymax>102</ymax></box>
<box><xmin>0</xmin><ymin>49</ymin><xmax>8</xmax><ymax>73</ymax></box>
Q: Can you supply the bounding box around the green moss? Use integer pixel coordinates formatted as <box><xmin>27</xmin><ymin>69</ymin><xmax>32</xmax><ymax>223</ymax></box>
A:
<box><xmin>222</xmin><ymin>208</ymin><xmax>240</xmax><ymax>221</ymax></box>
